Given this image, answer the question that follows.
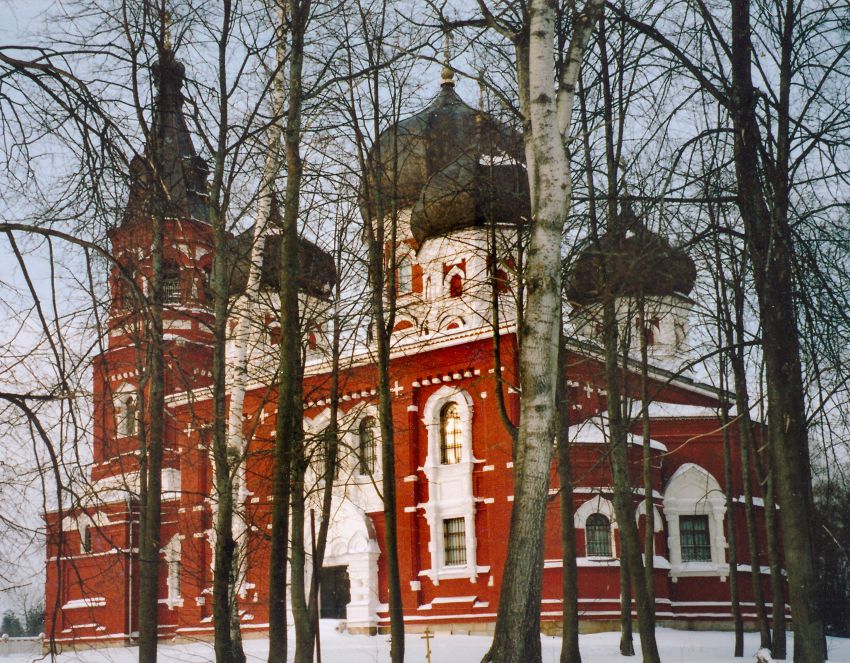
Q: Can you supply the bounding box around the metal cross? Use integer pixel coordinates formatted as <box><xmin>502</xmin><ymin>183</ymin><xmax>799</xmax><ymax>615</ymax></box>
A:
<box><xmin>421</xmin><ymin>628</ymin><xmax>434</xmax><ymax>663</ymax></box>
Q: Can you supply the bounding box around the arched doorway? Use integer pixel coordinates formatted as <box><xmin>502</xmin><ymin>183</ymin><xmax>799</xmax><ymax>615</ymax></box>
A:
<box><xmin>319</xmin><ymin>498</ymin><xmax>380</xmax><ymax>633</ymax></box>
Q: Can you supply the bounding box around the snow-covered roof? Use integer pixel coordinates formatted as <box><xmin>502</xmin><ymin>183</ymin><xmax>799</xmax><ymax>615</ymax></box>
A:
<box><xmin>567</xmin><ymin>417</ymin><xmax>668</xmax><ymax>452</ymax></box>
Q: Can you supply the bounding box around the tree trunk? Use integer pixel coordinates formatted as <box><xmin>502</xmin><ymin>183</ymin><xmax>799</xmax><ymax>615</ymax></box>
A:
<box><xmin>556</xmin><ymin>329</ymin><xmax>581</xmax><ymax>663</ymax></box>
<box><xmin>365</xmin><ymin>185</ymin><xmax>405</xmax><ymax>663</ymax></box>
<box><xmin>484</xmin><ymin>3</ymin><xmax>603</xmax><ymax>660</ymax></box>
<box><xmin>763</xmin><ymin>416</ymin><xmax>787</xmax><ymax>660</ymax></box>
<box><xmin>305</xmin><ymin>225</ymin><xmax>345</xmax><ymax>655</ymax></box>
<box><xmin>737</xmin><ymin>403</ymin><xmax>772</xmax><ymax>650</ymax></box>
<box><xmin>268</xmin><ymin>3</ymin><xmax>311</xmax><ymax>660</ymax></box>
<box><xmin>221</xmin><ymin>14</ymin><xmax>284</xmax><ymax>660</ymax></box>
<box><xmin>618</xmin><ymin>560</ymin><xmax>635</xmax><ymax>656</ymax></box>
<box><xmin>730</xmin><ymin>2</ymin><xmax>824</xmax><ymax>659</ymax></box>
<box><xmin>346</xmin><ymin>32</ymin><xmax>405</xmax><ymax>659</ymax></box>
<box><xmin>720</xmin><ymin>393</ymin><xmax>745</xmax><ymax>657</ymax></box>
<box><xmin>603</xmin><ymin>299</ymin><xmax>659</xmax><ymax>663</ymax></box>
<box><xmin>208</xmin><ymin>2</ymin><xmax>242</xmax><ymax>659</ymax></box>
<box><xmin>137</xmin><ymin>82</ymin><xmax>166</xmax><ymax>663</ymax></box>
<box><xmin>637</xmin><ymin>299</ymin><xmax>655</xmax><ymax>624</ymax></box>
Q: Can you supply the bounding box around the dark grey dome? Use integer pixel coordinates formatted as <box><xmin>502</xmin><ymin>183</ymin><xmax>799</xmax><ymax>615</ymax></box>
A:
<box><xmin>566</xmin><ymin>206</ymin><xmax>696</xmax><ymax>306</ymax></box>
<box><xmin>228</xmin><ymin>195</ymin><xmax>336</xmax><ymax>300</ymax></box>
<box><xmin>363</xmin><ymin>82</ymin><xmax>530</xmax><ymax>244</ymax></box>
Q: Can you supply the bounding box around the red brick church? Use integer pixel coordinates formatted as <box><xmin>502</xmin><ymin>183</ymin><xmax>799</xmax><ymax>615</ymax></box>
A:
<box><xmin>44</xmin><ymin>50</ymin><xmax>778</xmax><ymax>646</ymax></box>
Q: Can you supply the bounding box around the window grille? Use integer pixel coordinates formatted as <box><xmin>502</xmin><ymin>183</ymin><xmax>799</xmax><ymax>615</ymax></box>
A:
<box><xmin>440</xmin><ymin>402</ymin><xmax>463</xmax><ymax>464</ymax></box>
<box><xmin>162</xmin><ymin>264</ymin><xmax>180</xmax><ymax>304</ymax></box>
<box><xmin>358</xmin><ymin>417</ymin><xmax>377</xmax><ymax>475</ymax></box>
<box><xmin>680</xmin><ymin>515</ymin><xmax>711</xmax><ymax>562</ymax></box>
<box><xmin>585</xmin><ymin>513</ymin><xmax>612</xmax><ymax>557</ymax></box>
<box><xmin>162</xmin><ymin>277</ymin><xmax>180</xmax><ymax>303</ymax></box>
<box><xmin>443</xmin><ymin>517</ymin><xmax>467</xmax><ymax>566</ymax></box>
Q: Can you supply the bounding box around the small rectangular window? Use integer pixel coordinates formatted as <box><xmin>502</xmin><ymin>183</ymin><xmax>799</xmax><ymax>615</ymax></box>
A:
<box><xmin>680</xmin><ymin>515</ymin><xmax>711</xmax><ymax>562</ymax></box>
<box><xmin>443</xmin><ymin>517</ymin><xmax>467</xmax><ymax>567</ymax></box>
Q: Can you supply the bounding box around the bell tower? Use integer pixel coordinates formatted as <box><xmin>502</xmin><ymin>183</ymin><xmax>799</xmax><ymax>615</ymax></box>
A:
<box><xmin>92</xmin><ymin>48</ymin><xmax>214</xmax><ymax>477</ymax></box>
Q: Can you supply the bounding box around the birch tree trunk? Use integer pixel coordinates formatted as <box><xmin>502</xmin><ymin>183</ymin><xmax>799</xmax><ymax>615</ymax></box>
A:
<box><xmin>484</xmin><ymin>2</ymin><xmax>603</xmax><ymax>661</ymax></box>
<box><xmin>219</xmin><ymin>22</ymin><xmax>285</xmax><ymax>663</ymax></box>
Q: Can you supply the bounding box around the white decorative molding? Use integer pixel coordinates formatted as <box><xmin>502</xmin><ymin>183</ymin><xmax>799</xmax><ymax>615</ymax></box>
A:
<box><xmin>663</xmin><ymin>463</ymin><xmax>728</xmax><ymax>580</ymax></box>
<box><xmin>420</xmin><ymin>385</ymin><xmax>478</xmax><ymax>584</ymax></box>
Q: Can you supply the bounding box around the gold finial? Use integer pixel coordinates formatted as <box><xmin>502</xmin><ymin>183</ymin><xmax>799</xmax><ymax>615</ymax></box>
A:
<box><xmin>441</xmin><ymin>29</ymin><xmax>454</xmax><ymax>87</ymax></box>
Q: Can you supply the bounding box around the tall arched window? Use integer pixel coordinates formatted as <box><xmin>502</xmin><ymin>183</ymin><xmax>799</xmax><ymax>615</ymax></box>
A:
<box><xmin>397</xmin><ymin>255</ymin><xmax>412</xmax><ymax>293</ymax></box>
<box><xmin>81</xmin><ymin>525</ymin><xmax>93</xmax><ymax>554</ymax></box>
<box><xmin>358</xmin><ymin>417</ymin><xmax>378</xmax><ymax>475</ymax></box>
<box><xmin>117</xmin><ymin>394</ymin><xmax>138</xmax><ymax>438</ymax></box>
<box><xmin>585</xmin><ymin>513</ymin><xmax>612</xmax><ymax>557</ymax></box>
<box><xmin>440</xmin><ymin>402</ymin><xmax>463</xmax><ymax>464</ymax></box>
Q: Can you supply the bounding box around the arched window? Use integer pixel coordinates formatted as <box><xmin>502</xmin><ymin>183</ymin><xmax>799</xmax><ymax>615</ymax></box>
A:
<box><xmin>494</xmin><ymin>268</ymin><xmax>509</xmax><ymax>293</ymax></box>
<box><xmin>398</xmin><ymin>255</ymin><xmax>412</xmax><ymax>293</ymax></box>
<box><xmin>358</xmin><ymin>417</ymin><xmax>378</xmax><ymax>475</ymax></box>
<box><xmin>117</xmin><ymin>394</ymin><xmax>138</xmax><ymax>438</ymax></box>
<box><xmin>440</xmin><ymin>402</ymin><xmax>463</xmax><ymax>464</ymax></box>
<box><xmin>449</xmin><ymin>273</ymin><xmax>463</xmax><ymax>298</ymax></box>
<box><xmin>164</xmin><ymin>534</ymin><xmax>182</xmax><ymax>608</ymax></box>
<box><xmin>202</xmin><ymin>265</ymin><xmax>213</xmax><ymax>302</ymax></box>
<box><xmin>162</xmin><ymin>263</ymin><xmax>180</xmax><ymax>304</ymax></box>
<box><xmin>585</xmin><ymin>513</ymin><xmax>612</xmax><ymax>557</ymax></box>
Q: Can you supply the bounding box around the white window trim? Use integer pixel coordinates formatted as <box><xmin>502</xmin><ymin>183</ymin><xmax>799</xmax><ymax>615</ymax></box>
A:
<box><xmin>443</xmin><ymin>265</ymin><xmax>465</xmax><ymax>299</ymax></box>
<box><xmin>113</xmin><ymin>383</ymin><xmax>139</xmax><ymax>439</ymax></box>
<box><xmin>574</xmin><ymin>495</ymin><xmax>618</xmax><ymax>559</ymax></box>
<box><xmin>421</xmin><ymin>386</ymin><xmax>478</xmax><ymax>583</ymax></box>
<box><xmin>163</xmin><ymin>534</ymin><xmax>183</xmax><ymax>608</ymax></box>
<box><xmin>663</xmin><ymin>463</ymin><xmax>728</xmax><ymax>580</ymax></box>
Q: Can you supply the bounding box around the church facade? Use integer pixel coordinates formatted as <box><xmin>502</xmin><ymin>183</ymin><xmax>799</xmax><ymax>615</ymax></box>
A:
<box><xmin>44</xmin><ymin>52</ymin><xmax>779</xmax><ymax>646</ymax></box>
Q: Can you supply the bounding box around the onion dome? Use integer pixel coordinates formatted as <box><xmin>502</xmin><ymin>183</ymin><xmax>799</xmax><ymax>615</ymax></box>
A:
<box><xmin>364</xmin><ymin>75</ymin><xmax>529</xmax><ymax>245</ymax></box>
<box><xmin>566</xmin><ymin>203</ymin><xmax>696</xmax><ymax>306</ymax></box>
<box><xmin>124</xmin><ymin>48</ymin><xmax>210</xmax><ymax>224</ymax></box>
<box><xmin>228</xmin><ymin>195</ymin><xmax>336</xmax><ymax>300</ymax></box>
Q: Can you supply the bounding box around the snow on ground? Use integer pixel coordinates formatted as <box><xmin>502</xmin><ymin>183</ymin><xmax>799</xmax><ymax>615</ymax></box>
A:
<box><xmin>4</xmin><ymin>625</ymin><xmax>849</xmax><ymax>662</ymax></box>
